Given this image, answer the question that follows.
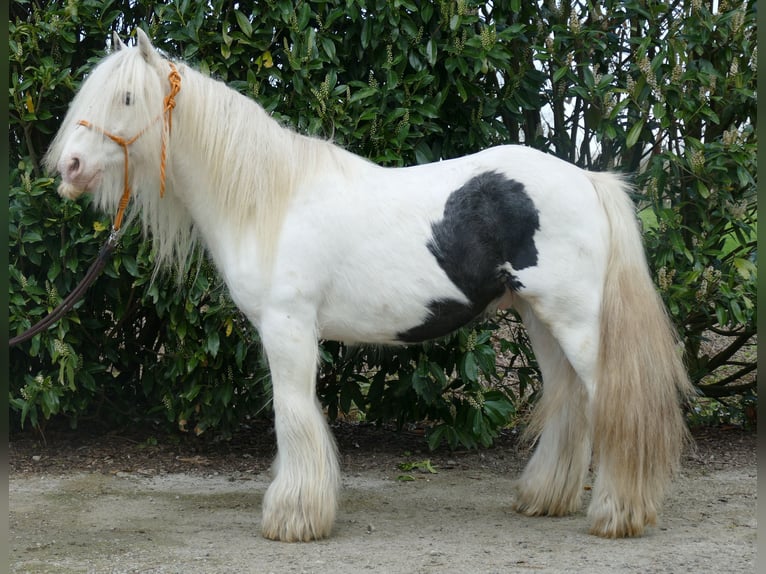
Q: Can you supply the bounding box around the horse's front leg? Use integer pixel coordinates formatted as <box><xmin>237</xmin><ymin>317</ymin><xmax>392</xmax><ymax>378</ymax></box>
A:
<box><xmin>258</xmin><ymin>309</ymin><xmax>340</xmax><ymax>542</ymax></box>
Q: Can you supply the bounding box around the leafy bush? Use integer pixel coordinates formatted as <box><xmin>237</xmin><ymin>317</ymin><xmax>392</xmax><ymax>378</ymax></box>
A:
<box><xmin>9</xmin><ymin>161</ymin><xmax>272</xmax><ymax>434</ymax></box>
<box><xmin>9</xmin><ymin>1</ymin><xmax>756</xmax><ymax>443</ymax></box>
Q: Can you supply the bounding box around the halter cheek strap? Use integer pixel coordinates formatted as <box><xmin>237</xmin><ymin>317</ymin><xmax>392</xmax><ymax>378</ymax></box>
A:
<box><xmin>77</xmin><ymin>62</ymin><xmax>181</xmax><ymax>232</ymax></box>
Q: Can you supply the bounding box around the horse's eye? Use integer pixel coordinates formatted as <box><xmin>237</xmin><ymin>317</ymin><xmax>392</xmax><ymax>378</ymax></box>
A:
<box><xmin>125</xmin><ymin>92</ymin><xmax>132</xmax><ymax>105</ymax></box>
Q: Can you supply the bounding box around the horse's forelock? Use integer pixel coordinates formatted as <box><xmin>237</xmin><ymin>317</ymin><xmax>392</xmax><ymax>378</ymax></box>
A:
<box><xmin>88</xmin><ymin>48</ymin><xmax>165</xmax><ymax>130</ymax></box>
<box><xmin>45</xmin><ymin>46</ymin><xmax>165</xmax><ymax>173</ymax></box>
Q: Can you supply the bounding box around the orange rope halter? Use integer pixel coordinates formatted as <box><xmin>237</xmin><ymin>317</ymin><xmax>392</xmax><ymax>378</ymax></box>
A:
<box><xmin>78</xmin><ymin>62</ymin><xmax>181</xmax><ymax>232</ymax></box>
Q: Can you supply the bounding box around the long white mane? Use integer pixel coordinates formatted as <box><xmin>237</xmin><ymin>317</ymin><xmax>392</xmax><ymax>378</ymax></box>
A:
<box><xmin>45</xmin><ymin>37</ymin><xmax>354</xmax><ymax>276</ymax></box>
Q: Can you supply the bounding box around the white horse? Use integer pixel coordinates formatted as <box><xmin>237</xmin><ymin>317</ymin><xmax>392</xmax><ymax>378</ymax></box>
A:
<box><xmin>45</xmin><ymin>29</ymin><xmax>692</xmax><ymax>542</ymax></box>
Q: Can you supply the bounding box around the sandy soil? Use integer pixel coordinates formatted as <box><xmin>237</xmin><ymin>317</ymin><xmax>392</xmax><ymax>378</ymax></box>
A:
<box><xmin>9</xmin><ymin>423</ymin><xmax>756</xmax><ymax>574</ymax></box>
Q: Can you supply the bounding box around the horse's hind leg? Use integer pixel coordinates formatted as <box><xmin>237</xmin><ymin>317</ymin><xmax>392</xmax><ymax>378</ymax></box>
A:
<box><xmin>257</xmin><ymin>308</ymin><xmax>340</xmax><ymax>542</ymax></box>
<box><xmin>512</xmin><ymin>299</ymin><xmax>592</xmax><ymax>517</ymax></box>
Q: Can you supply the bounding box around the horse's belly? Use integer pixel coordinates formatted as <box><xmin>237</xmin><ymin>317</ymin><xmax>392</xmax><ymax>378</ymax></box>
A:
<box><xmin>315</xmin><ymin>257</ymin><xmax>513</xmax><ymax>345</ymax></box>
<box><xmin>316</xmin><ymin>261</ymin><xmax>471</xmax><ymax>345</ymax></box>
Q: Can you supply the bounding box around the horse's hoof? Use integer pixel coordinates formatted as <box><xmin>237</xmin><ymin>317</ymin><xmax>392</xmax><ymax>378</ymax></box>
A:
<box><xmin>513</xmin><ymin>480</ymin><xmax>582</xmax><ymax>518</ymax></box>
<box><xmin>261</xmin><ymin>489</ymin><xmax>336</xmax><ymax>542</ymax></box>
<box><xmin>261</xmin><ymin>515</ymin><xmax>333</xmax><ymax>542</ymax></box>
<box><xmin>587</xmin><ymin>498</ymin><xmax>656</xmax><ymax>538</ymax></box>
<box><xmin>588</xmin><ymin>518</ymin><xmax>647</xmax><ymax>538</ymax></box>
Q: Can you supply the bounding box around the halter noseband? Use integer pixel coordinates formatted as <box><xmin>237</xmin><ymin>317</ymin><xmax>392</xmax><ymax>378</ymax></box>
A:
<box><xmin>77</xmin><ymin>62</ymin><xmax>181</xmax><ymax>232</ymax></box>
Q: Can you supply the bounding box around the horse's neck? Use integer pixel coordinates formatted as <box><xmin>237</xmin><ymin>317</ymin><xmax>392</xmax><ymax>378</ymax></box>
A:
<box><xmin>167</xmin><ymin>66</ymin><xmax>345</xmax><ymax>269</ymax></box>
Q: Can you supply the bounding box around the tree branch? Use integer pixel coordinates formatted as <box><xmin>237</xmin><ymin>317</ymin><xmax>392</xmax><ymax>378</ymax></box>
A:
<box><xmin>705</xmin><ymin>330</ymin><xmax>756</xmax><ymax>372</ymax></box>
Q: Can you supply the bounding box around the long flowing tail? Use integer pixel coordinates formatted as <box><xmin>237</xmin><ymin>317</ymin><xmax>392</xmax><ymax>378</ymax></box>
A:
<box><xmin>586</xmin><ymin>171</ymin><xmax>694</xmax><ymax>537</ymax></box>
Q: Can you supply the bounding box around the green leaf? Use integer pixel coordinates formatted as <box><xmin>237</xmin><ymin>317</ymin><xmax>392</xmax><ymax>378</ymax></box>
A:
<box><xmin>175</xmin><ymin>320</ymin><xmax>187</xmax><ymax>341</ymax></box>
<box><xmin>471</xmin><ymin>408</ymin><xmax>484</xmax><ymax>436</ymax></box>
<box><xmin>736</xmin><ymin>165</ymin><xmax>753</xmax><ymax>188</ymax></box>
<box><xmin>553</xmin><ymin>65</ymin><xmax>569</xmax><ymax>83</ymax></box>
<box><xmin>185</xmin><ymin>384</ymin><xmax>202</xmax><ymax>401</ymax></box>
<box><xmin>122</xmin><ymin>255</ymin><xmax>139</xmax><ymax>277</ymax></box>
<box><xmin>22</xmin><ymin>231</ymin><xmax>42</xmax><ymax>243</ymax></box>
<box><xmin>733</xmin><ymin>257</ymin><xmax>756</xmax><ymax>281</ymax></box>
<box><xmin>421</xmin><ymin>2</ymin><xmax>434</xmax><ymax>23</ymax></box>
<box><xmin>474</xmin><ymin>345</ymin><xmax>497</xmax><ymax>376</ymax></box>
<box><xmin>361</xmin><ymin>19</ymin><xmax>372</xmax><ymax>48</ymax></box>
<box><xmin>730</xmin><ymin>300</ymin><xmax>745</xmax><ymax>324</ymax></box>
<box><xmin>206</xmin><ymin>331</ymin><xmax>220</xmax><ymax>357</ymax></box>
<box><xmin>427</xmin><ymin>425</ymin><xmax>449</xmax><ymax>451</ymax></box>
<box><xmin>626</xmin><ymin>119</ymin><xmax>645</xmax><ymax>149</ymax></box>
<box><xmin>411</xmin><ymin>365</ymin><xmax>437</xmax><ymax>404</ymax></box>
<box><xmin>220</xmin><ymin>383</ymin><xmax>233</xmax><ymax>407</ymax></box>
<box><xmin>296</xmin><ymin>3</ymin><xmax>312</xmax><ymax>30</ymax></box>
<box><xmin>320</xmin><ymin>36</ymin><xmax>336</xmax><ymax>61</ymax></box>
<box><xmin>425</xmin><ymin>39</ymin><xmax>437</xmax><ymax>66</ymax></box>
<box><xmin>428</xmin><ymin>361</ymin><xmax>448</xmax><ymax>388</ymax></box>
<box><xmin>416</xmin><ymin>103</ymin><xmax>439</xmax><ymax>118</ymax></box>
<box><xmin>459</xmin><ymin>352</ymin><xmax>479</xmax><ymax>382</ymax></box>
<box><xmin>349</xmin><ymin>86</ymin><xmax>378</xmax><ymax>102</ymax></box>
<box><xmin>234</xmin><ymin>10</ymin><xmax>252</xmax><ymax>37</ymax></box>
<box><xmin>408</xmin><ymin>51</ymin><xmax>424</xmax><ymax>72</ymax></box>
<box><xmin>455</xmin><ymin>78</ymin><xmax>468</xmax><ymax>102</ymax></box>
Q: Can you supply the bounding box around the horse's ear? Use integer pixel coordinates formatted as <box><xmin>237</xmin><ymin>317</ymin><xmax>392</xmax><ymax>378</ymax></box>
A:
<box><xmin>136</xmin><ymin>27</ymin><xmax>161</xmax><ymax>65</ymax></box>
<box><xmin>112</xmin><ymin>31</ymin><xmax>127</xmax><ymax>51</ymax></box>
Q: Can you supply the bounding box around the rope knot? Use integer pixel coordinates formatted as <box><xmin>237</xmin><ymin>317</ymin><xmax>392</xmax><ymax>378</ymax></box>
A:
<box><xmin>164</xmin><ymin>64</ymin><xmax>181</xmax><ymax>116</ymax></box>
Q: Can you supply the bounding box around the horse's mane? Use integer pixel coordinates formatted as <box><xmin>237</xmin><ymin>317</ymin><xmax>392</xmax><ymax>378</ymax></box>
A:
<box><xmin>170</xmin><ymin>62</ymin><xmax>348</xmax><ymax>271</ymax></box>
<box><xmin>45</xmin><ymin>43</ymin><xmax>359</xmax><ymax>278</ymax></box>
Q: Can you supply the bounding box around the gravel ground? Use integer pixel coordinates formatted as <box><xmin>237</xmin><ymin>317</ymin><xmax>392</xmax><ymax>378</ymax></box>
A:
<box><xmin>9</xmin><ymin>423</ymin><xmax>757</xmax><ymax>573</ymax></box>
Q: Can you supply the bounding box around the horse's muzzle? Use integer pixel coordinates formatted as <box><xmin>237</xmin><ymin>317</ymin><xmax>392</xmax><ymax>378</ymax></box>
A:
<box><xmin>58</xmin><ymin>180</ymin><xmax>91</xmax><ymax>200</ymax></box>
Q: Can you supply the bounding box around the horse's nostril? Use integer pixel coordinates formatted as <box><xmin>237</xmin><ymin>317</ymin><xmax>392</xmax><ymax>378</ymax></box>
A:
<box><xmin>59</xmin><ymin>155</ymin><xmax>84</xmax><ymax>183</ymax></box>
<box><xmin>63</xmin><ymin>156</ymin><xmax>83</xmax><ymax>179</ymax></box>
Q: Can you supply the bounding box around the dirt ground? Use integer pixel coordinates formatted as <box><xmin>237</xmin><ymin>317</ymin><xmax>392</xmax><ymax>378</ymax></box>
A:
<box><xmin>9</xmin><ymin>422</ymin><xmax>757</xmax><ymax>574</ymax></box>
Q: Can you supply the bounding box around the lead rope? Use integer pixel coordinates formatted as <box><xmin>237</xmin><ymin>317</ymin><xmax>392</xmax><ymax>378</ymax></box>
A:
<box><xmin>9</xmin><ymin>63</ymin><xmax>181</xmax><ymax>347</ymax></box>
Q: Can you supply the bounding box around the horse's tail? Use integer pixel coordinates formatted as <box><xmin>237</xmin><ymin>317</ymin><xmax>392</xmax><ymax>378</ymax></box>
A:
<box><xmin>586</xmin><ymin>171</ymin><xmax>693</xmax><ymax>537</ymax></box>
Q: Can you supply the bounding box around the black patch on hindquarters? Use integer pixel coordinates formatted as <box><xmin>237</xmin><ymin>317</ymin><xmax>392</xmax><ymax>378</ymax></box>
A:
<box><xmin>397</xmin><ymin>171</ymin><xmax>540</xmax><ymax>344</ymax></box>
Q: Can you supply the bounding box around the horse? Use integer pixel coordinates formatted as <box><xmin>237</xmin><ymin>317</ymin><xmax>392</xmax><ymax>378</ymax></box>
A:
<box><xmin>44</xmin><ymin>29</ymin><xmax>692</xmax><ymax>542</ymax></box>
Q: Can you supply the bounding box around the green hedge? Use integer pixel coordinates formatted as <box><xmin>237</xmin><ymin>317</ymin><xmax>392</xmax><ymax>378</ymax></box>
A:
<box><xmin>9</xmin><ymin>1</ymin><xmax>757</xmax><ymax>441</ymax></box>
